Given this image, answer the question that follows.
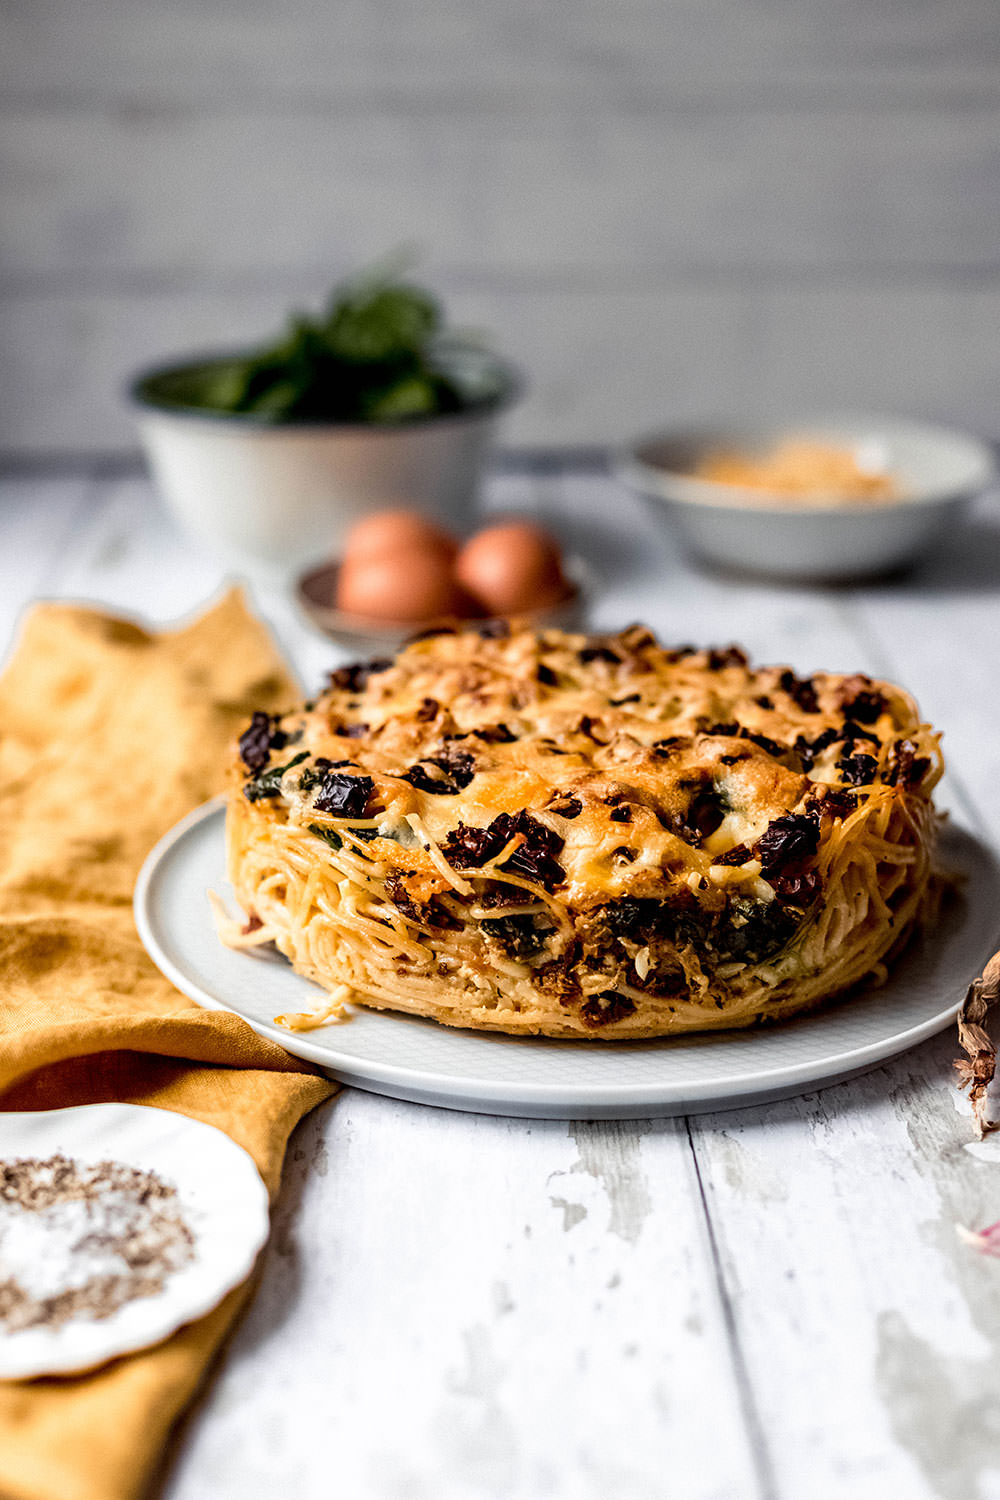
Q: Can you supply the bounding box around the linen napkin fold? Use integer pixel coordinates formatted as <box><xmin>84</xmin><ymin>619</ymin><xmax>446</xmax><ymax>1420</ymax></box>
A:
<box><xmin>0</xmin><ymin>589</ymin><xmax>336</xmax><ymax>1500</ymax></box>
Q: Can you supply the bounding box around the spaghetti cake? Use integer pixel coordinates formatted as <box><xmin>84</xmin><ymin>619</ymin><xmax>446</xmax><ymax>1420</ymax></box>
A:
<box><xmin>223</xmin><ymin>623</ymin><xmax>943</xmax><ymax>1037</ymax></box>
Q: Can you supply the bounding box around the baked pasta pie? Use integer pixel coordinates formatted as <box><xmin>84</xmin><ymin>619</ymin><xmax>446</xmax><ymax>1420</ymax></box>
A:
<box><xmin>223</xmin><ymin>623</ymin><xmax>943</xmax><ymax>1038</ymax></box>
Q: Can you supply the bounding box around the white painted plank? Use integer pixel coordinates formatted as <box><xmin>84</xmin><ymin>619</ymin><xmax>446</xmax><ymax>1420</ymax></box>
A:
<box><xmin>0</xmin><ymin>286</ymin><xmax>749</xmax><ymax>453</ymax></box>
<box><xmin>751</xmin><ymin>289</ymin><xmax>1000</xmax><ymax>434</ymax></box>
<box><xmin>161</xmin><ymin>1092</ymin><xmax>763</xmax><ymax>1500</ymax></box>
<box><xmin>0</xmin><ymin>476</ymin><xmax>95</xmax><ymax>655</ymax></box>
<box><xmin>688</xmin><ymin>1035</ymin><xmax>1000</xmax><ymax>1500</ymax></box>
<box><xmin>35</xmin><ymin>476</ymin><xmax>224</xmax><ymax>621</ymax></box>
<box><xmin>3</xmin><ymin>0</ymin><xmax>998</xmax><ymax>105</ymax></box>
<box><xmin>4</xmin><ymin>108</ymin><xmax>999</xmax><ymax>280</ymax></box>
<box><xmin>7</xmin><ymin>467</ymin><xmax>1000</xmax><ymax>1500</ymax></box>
<box><xmin>6</xmin><ymin>285</ymin><xmax>1000</xmax><ymax>455</ymax></box>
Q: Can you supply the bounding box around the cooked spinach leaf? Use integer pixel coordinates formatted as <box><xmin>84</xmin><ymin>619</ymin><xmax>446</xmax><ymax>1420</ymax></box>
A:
<box><xmin>243</xmin><ymin>752</ymin><xmax>308</xmax><ymax>803</ymax></box>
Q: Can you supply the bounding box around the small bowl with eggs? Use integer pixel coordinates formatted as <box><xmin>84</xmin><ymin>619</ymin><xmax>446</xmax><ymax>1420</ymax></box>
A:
<box><xmin>296</xmin><ymin>509</ymin><xmax>587</xmax><ymax>649</ymax></box>
<box><xmin>616</xmin><ymin>414</ymin><xmax>995</xmax><ymax>582</ymax></box>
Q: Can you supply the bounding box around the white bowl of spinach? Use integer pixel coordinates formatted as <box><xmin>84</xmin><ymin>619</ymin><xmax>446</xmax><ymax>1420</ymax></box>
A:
<box><xmin>130</xmin><ymin>268</ymin><xmax>520</xmax><ymax>571</ymax></box>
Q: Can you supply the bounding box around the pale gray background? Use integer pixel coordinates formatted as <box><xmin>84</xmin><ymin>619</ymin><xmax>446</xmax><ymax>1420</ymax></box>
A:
<box><xmin>2</xmin><ymin>0</ymin><xmax>999</xmax><ymax>457</ymax></box>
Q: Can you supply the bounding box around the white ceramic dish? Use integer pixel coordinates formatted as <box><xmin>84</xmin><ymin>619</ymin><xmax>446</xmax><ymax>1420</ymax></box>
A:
<box><xmin>130</xmin><ymin>348</ymin><xmax>520</xmax><ymax>573</ymax></box>
<box><xmin>0</xmin><ymin>1103</ymin><xmax>270</xmax><ymax>1379</ymax></box>
<box><xmin>134</xmin><ymin>801</ymin><xmax>1000</xmax><ymax>1121</ymax></box>
<box><xmin>615</xmin><ymin>415</ymin><xmax>996</xmax><ymax>582</ymax></box>
<box><xmin>295</xmin><ymin>554</ymin><xmax>590</xmax><ymax>652</ymax></box>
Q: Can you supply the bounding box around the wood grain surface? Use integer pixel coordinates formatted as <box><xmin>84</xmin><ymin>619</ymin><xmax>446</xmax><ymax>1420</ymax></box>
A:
<box><xmin>3</xmin><ymin>458</ymin><xmax>999</xmax><ymax>1498</ymax></box>
<box><xmin>2</xmin><ymin>0</ymin><xmax>1000</xmax><ymax>452</ymax></box>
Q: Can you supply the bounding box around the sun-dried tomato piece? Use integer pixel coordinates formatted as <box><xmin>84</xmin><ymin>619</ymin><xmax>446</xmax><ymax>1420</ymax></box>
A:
<box><xmin>884</xmin><ymin>738</ymin><xmax>931</xmax><ymax>789</ymax></box>
<box><xmin>712</xmin><ymin>843</ymin><xmax>752</xmax><ymax>866</ymax></box>
<box><xmin>313</xmin><ymin>771</ymin><xmax>375</xmax><ymax>818</ymax></box>
<box><xmin>707</xmin><ymin>646</ymin><xmax>748</xmax><ymax>670</ymax></box>
<box><xmin>547</xmin><ymin>793</ymin><xmax>583</xmax><ymax>818</ymax></box>
<box><xmin>299</xmin><ymin>757</ymin><xmax>353</xmax><ymax>792</ymax></box>
<box><xmin>472</xmin><ymin>723</ymin><xmax>517</xmax><ymax>744</ymax></box>
<box><xmin>838</xmin><ymin>752</ymin><xmax>879</xmax><ymax>787</ymax></box>
<box><xmin>445</xmin><ymin>723</ymin><xmax>516</xmax><ymax>745</ymax></box>
<box><xmin>384</xmin><ymin>873</ymin><xmax>460</xmax><ymax>929</ymax></box>
<box><xmin>441</xmin><ymin>810</ymin><xmax>566</xmax><ymax>890</ymax></box>
<box><xmin>327</xmin><ymin>659</ymin><xmax>392</xmax><ymax>693</ymax></box>
<box><xmin>743</xmin><ymin>728</ymin><xmax>789</xmax><ymax>758</ymax></box>
<box><xmin>767</xmin><ymin>868</ymin><xmax>821</xmax><ymax>903</ymax></box>
<box><xmin>754</xmin><ymin>813</ymin><xmax>820</xmax><ymax>871</ymax></box>
<box><xmin>478</xmin><ymin>883</ymin><xmax>530</xmax><ymax>910</ymax></box>
<box><xmin>577</xmin><ymin>715</ymin><xmax>610</xmax><ymax>742</ymax></box>
<box><xmin>440</xmin><ymin>822</ymin><xmax>503</xmax><ymax>867</ymax></box>
<box><xmin>840</xmin><ymin>677</ymin><xmax>888</xmax><ymax>723</ymax></box>
<box><xmin>496</xmin><ymin>813</ymin><xmax>566</xmax><ymax>890</ymax></box>
<box><xmin>578</xmin><ymin>643</ymin><xmax>622</xmax><ymax>665</ymax></box>
<box><xmin>779</xmin><ymin>669</ymin><xmax>820</xmax><ymax>714</ymax></box>
<box><xmin>403</xmin><ymin>747</ymin><xmax>476</xmax><ymax>796</ymax></box>
<box><xmin>239</xmin><ymin>712</ymin><xmax>287</xmax><ymax>774</ymax></box>
<box><xmin>618</xmin><ymin>625</ymin><xmax>658</xmax><ymax>651</ymax></box>
<box><xmin>807</xmin><ymin>787</ymin><xmax>858</xmax><ymax>820</ymax></box>
<box><xmin>794</xmin><ymin>726</ymin><xmax>840</xmax><ymax>769</ymax></box>
<box><xmin>580</xmin><ymin>991</ymin><xmax>637</xmax><ymax>1027</ymax></box>
<box><xmin>840</xmin><ymin>719</ymin><xmax>879</xmax><ymax>746</ymax></box>
<box><xmin>700</xmin><ymin>720</ymin><xmax>789</xmax><ymax>760</ymax></box>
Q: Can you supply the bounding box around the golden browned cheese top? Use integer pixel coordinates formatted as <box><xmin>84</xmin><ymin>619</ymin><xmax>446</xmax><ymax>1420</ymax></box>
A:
<box><xmin>233</xmin><ymin>624</ymin><xmax>941</xmax><ymax>914</ymax></box>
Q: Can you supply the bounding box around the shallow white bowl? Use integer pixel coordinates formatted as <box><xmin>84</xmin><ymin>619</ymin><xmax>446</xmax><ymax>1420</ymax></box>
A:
<box><xmin>131</xmin><ymin>348</ymin><xmax>520</xmax><ymax>574</ymax></box>
<box><xmin>615</xmin><ymin>415</ymin><xmax>996</xmax><ymax>582</ymax></box>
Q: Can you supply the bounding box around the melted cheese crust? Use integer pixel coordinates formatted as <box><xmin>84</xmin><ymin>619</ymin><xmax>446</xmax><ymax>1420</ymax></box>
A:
<box><xmin>224</xmin><ymin>624</ymin><xmax>943</xmax><ymax>1038</ymax></box>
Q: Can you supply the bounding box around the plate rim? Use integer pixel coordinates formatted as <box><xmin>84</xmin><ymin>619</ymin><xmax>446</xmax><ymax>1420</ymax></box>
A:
<box><xmin>134</xmin><ymin>800</ymin><xmax>997</xmax><ymax>1116</ymax></box>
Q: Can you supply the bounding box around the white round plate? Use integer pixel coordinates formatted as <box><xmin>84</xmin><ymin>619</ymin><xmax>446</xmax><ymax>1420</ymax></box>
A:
<box><xmin>135</xmin><ymin>801</ymin><xmax>1000</xmax><ymax>1121</ymax></box>
<box><xmin>0</xmin><ymin>1102</ymin><xmax>270</xmax><ymax>1379</ymax></box>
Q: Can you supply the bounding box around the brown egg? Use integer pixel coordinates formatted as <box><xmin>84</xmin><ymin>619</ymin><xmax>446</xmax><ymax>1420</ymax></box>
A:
<box><xmin>336</xmin><ymin>547</ymin><xmax>472</xmax><ymax>622</ymax></box>
<box><xmin>455</xmin><ymin>521</ymin><xmax>569</xmax><ymax>615</ymax></box>
<box><xmin>342</xmin><ymin>508</ymin><xmax>457</xmax><ymax>565</ymax></box>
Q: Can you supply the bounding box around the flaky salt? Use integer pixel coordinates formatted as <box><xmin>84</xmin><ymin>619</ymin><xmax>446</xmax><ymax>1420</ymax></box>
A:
<box><xmin>0</xmin><ymin>1155</ymin><xmax>195</xmax><ymax>1332</ymax></box>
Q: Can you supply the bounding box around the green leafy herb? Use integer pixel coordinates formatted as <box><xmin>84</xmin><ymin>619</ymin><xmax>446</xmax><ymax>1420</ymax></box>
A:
<box><xmin>243</xmin><ymin>752</ymin><xmax>308</xmax><ymax>803</ymax></box>
<box><xmin>161</xmin><ymin>261</ymin><xmax>493</xmax><ymax>424</ymax></box>
<box><xmin>308</xmin><ymin>823</ymin><xmax>343</xmax><ymax>851</ymax></box>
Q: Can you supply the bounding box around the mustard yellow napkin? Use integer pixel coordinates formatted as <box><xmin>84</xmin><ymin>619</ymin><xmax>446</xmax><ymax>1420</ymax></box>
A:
<box><xmin>0</xmin><ymin>590</ymin><xmax>336</xmax><ymax>1500</ymax></box>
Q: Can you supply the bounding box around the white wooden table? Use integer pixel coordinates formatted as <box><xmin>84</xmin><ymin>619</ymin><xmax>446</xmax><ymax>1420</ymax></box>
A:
<box><xmin>4</xmin><ymin>459</ymin><xmax>1000</xmax><ymax>1500</ymax></box>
